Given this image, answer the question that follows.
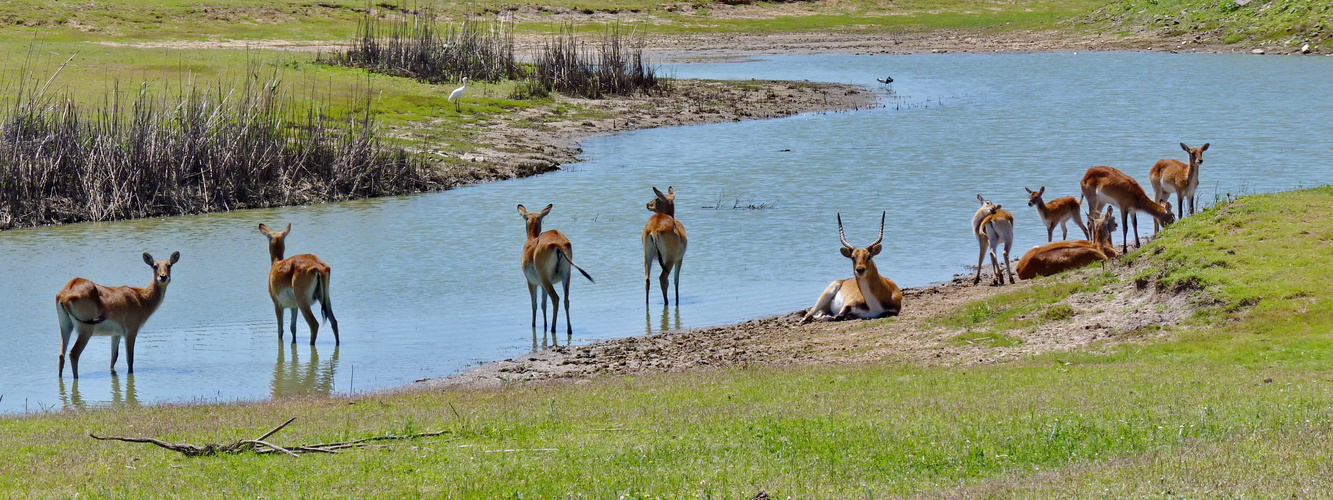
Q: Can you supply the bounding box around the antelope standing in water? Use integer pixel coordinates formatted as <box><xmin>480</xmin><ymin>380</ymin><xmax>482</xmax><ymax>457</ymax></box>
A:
<box><xmin>643</xmin><ymin>186</ymin><xmax>688</xmax><ymax>306</ymax></box>
<box><xmin>518</xmin><ymin>204</ymin><xmax>595</xmax><ymax>335</ymax></box>
<box><xmin>56</xmin><ymin>251</ymin><xmax>180</xmax><ymax>378</ymax></box>
<box><xmin>260</xmin><ymin>223</ymin><xmax>339</xmax><ymax>345</ymax></box>
<box><xmin>1149</xmin><ymin>142</ymin><xmax>1209</xmax><ymax>233</ymax></box>
<box><xmin>1016</xmin><ymin>207</ymin><xmax>1118</xmax><ymax>280</ymax></box>
<box><xmin>800</xmin><ymin>212</ymin><xmax>902</xmax><ymax>323</ymax></box>
<box><xmin>1080</xmin><ymin>166</ymin><xmax>1175</xmax><ymax>254</ymax></box>
<box><xmin>1025</xmin><ymin>186</ymin><xmax>1088</xmax><ymax>242</ymax></box>
<box><xmin>973</xmin><ymin>194</ymin><xmax>1016</xmax><ymax>285</ymax></box>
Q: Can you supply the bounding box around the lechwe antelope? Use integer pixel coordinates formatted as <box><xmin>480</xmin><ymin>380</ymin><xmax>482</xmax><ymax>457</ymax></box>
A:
<box><xmin>518</xmin><ymin>204</ymin><xmax>595</xmax><ymax>335</ymax></box>
<box><xmin>799</xmin><ymin>212</ymin><xmax>903</xmax><ymax>323</ymax></box>
<box><xmin>1016</xmin><ymin>207</ymin><xmax>1118</xmax><ymax>280</ymax></box>
<box><xmin>643</xmin><ymin>186</ymin><xmax>688</xmax><ymax>306</ymax></box>
<box><xmin>259</xmin><ymin>223</ymin><xmax>339</xmax><ymax>345</ymax></box>
<box><xmin>56</xmin><ymin>251</ymin><xmax>180</xmax><ymax>379</ymax></box>
<box><xmin>1025</xmin><ymin>186</ymin><xmax>1088</xmax><ymax>242</ymax></box>
<box><xmin>1149</xmin><ymin>142</ymin><xmax>1209</xmax><ymax>233</ymax></box>
<box><xmin>973</xmin><ymin>194</ymin><xmax>1016</xmax><ymax>285</ymax></box>
<box><xmin>1080</xmin><ymin>166</ymin><xmax>1175</xmax><ymax>254</ymax></box>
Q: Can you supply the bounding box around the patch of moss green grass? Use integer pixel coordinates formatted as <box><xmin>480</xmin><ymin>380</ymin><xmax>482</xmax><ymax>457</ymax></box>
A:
<box><xmin>1083</xmin><ymin>0</ymin><xmax>1333</xmax><ymax>48</ymax></box>
<box><xmin>7</xmin><ymin>188</ymin><xmax>1333</xmax><ymax>496</ymax></box>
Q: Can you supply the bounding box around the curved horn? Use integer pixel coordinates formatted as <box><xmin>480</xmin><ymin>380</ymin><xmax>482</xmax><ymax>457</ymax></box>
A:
<box><xmin>837</xmin><ymin>213</ymin><xmax>854</xmax><ymax>249</ymax></box>
<box><xmin>871</xmin><ymin>211</ymin><xmax>885</xmax><ymax>247</ymax></box>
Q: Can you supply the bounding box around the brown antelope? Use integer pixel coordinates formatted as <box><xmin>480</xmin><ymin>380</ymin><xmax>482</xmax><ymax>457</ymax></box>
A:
<box><xmin>1080</xmin><ymin>166</ymin><xmax>1175</xmax><ymax>254</ymax></box>
<box><xmin>1149</xmin><ymin>142</ymin><xmax>1209</xmax><ymax>233</ymax></box>
<box><xmin>56</xmin><ymin>251</ymin><xmax>179</xmax><ymax>379</ymax></box>
<box><xmin>973</xmin><ymin>194</ymin><xmax>1016</xmax><ymax>285</ymax></box>
<box><xmin>643</xmin><ymin>186</ymin><xmax>688</xmax><ymax>306</ymax></box>
<box><xmin>1015</xmin><ymin>207</ymin><xmax>1118</xmax><ymax>280</ymax></box>
<box><xmin>1025</xmin><ymin>186</ymin><xmax>1088</xmax><ymax>242</ymax></box>
<box><xmin>799</xmin><ymin>212</ymin><xmax>902</xmax><ymax>324</ymax></box>
<box><xmin>259</xmin><ymin>224</ymin><xmax>339</xmax><ymax>345</ymax></box>
<box><xmin>518</xmin><ymin>204</ymin><xmax>595</xmax><ymax>335</ymax></box>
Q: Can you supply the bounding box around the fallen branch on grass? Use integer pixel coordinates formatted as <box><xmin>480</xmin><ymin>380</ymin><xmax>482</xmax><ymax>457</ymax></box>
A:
<box><xmin>89</xmin><ymin>417</ymin><xmax>450</xmax><ymax>457</ymax></box>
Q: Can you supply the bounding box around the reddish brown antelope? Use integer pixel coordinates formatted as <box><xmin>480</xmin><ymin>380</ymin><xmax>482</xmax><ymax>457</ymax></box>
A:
<box><xmin>1025</xmin><ymin>186</ymin><xmax>1088</xmax><ymax>242</ymax></box>
<box><xmin>1015</xmin><ymin>207</ymin><xmax>1118</xmax><ymax>280</ymax></box>
<box><xmin>1149</xmin><ymin>142</ymin><xmax>1209</xmax><ymax>233</ymax></box>
<box><xmin>799</xmin><ymin>212</ymin><xmax>903</xmax><ymax>323</ymax></box>
<box><xmin>973</xmin><ymin>194</ymin><xmax>1016</xmax><ymax>285</ymax></box>
<box><xmin>519</xmin><ymin>204</ymin><xmax>595</xmax><ymax>335</ymax></box>
<box><xmin>643</xmin><ymin>186</ymin><xmax>688</xmax><ymax>306</ymax></box>
<box><xmin>56</xmin><ymin>251</ymin><xmax>179</xmax><ymax>379</ymax></box>
<box><xmin>259</xmin><ymin>223</ymin><xmax>339</xmax><ymax>345</ymax></box>
<box><xmin>1080</xmin><ymin>166</ymin><xmax>1175</xmax><ymax>254</ymax></box>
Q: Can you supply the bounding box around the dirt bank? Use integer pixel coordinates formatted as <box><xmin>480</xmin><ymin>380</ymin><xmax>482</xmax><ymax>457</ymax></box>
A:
<box><xmin>412</xmin><ymin>241</ymin><xmax>1200</xmax><ymax>392</ymax></box>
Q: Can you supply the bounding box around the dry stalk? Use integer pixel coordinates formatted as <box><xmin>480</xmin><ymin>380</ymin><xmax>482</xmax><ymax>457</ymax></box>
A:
<box><xmin>89</xmin><ymin>417</ymin><xmax>451</xmax><ymax>458</ymax></box>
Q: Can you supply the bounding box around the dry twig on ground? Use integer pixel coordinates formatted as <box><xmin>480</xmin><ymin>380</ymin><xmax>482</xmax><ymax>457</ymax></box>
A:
<box><xmin>89</xmin><ymin>417</ymin><xmax>450</xmax><ymax>457</ymax></box>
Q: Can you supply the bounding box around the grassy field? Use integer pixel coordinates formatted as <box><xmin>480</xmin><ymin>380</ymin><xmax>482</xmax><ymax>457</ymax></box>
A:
<box><xmin>5</xmin><ymin>188</ymin><xmax>1333</xmax><ymax>497</ymax></box>
<box><xmin>1082</xmin><ymin>0</ymin><xmax>1333</xmax><ymax>48</ymax></box>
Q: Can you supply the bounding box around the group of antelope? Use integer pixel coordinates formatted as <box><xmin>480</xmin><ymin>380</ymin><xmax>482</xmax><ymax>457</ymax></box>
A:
<box><xmin>51</xmin><ymin>142</ymin><xmax>1205</xmax><ymax>379</ymax></box>
<box><xmin>802</xmin><ymin>142</ymin><xmax>1208</xmax><ymax>322</ymax></box>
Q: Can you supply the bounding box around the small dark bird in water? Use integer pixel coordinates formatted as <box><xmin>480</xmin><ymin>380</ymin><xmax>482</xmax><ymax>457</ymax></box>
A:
<box><xmin>876</xmin><ymin>76</ymin><xmax>894</xmax><ymax>84</ymax></box>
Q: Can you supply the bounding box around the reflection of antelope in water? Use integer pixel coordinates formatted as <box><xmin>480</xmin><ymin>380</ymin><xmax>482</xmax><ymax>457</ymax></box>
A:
<box><xmin>271</xmin><ymin>344</ymin><xmax>340</xmax><ymax>397</ymax></box>
<box><xmin>643</xmin><ymin>186</ymin><xmax>688</xmax><ymax>306</ymax></box>
<box><xmin>58</xmin><ymin>375</ymin><xmax>138</xmax><ymax>410</ymax></box>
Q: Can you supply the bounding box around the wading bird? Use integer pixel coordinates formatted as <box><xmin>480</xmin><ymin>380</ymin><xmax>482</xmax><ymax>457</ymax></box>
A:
<box><xmin>448</xmin><ymin>77</ymin><xmax>469</xmax><ymax>112</ymax></box>
<box><xmin>876</xmin><ymin>76</ymin><xmax>894</xmax><ymax>84</ymax></box>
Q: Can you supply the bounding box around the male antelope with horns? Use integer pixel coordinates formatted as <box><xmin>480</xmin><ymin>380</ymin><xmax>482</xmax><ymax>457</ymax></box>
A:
<box><xmin>643</xmin><ymin>186</ymin><xmax>687</xmax><ymax>306</ymax></box>
<box><xmin>519</xmin><ymin>204</ymin><xmax>595</xmax><ymax>336</ymax></box>
<box><xmin>56</xmin><ymin>251</ymin><xmax>180</xmax><ymax>379</ymax></box>
<box><xmin>800</xmin><ymin>212</ymin><xmax>903</xmax><ymax>323</ymax></box>
<box><xmin>259</xmin><ymin>223</ymin><xmax>339</xmax><ymax>345</ymax></box>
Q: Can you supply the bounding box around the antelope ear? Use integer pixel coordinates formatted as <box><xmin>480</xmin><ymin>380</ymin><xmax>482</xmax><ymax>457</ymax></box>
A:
<box><xmin>540</xmin><ymin>204</ymin><xmax>553</xmax><ymax>216</ymax></box>
<box><xmin>994</xmin><ymin>204</ymin><xmax>1002</xmax><ymax>211</ymax></box>
<box><xmin>652</xmin><ymin>186</ymin><xmax>666</xmax><ymax>199</ymax></box>
<box><xmin>667</xmin><ymin>186</ymin><xmax>674</xmax><ymax>196</ymax></box>
<box><xmin>282</xmin><ymin>223</ymin><xmax>291</xmax><ymax>235</ymax></box>
<box><xmin>868</xmin><ymin>244</ymin><xmax>882</xmax><ymax>256</ymax></box>
<box><xmin>976</xmin><ymin>193</ymin><xmax>985</xmax><ymax>204</ymax></box>
<box><xmin>169</xmin><ymin>251</ymin><xmax>180</xmax><ymax>264</ymax></box>
<box><xmin>258</xmin><ymin>223</ymin><xmax>270</xmax><ymax>235</ymax></box>
<box><xmin>1038</xmin><ymin>186</ymin><xmax>1045</xmax><ymax>196</ymax></box>
<box><xmin>1024</xmin><ymin>187</ymin><xmax>1033</xmax><ymax>194</ymax></box>
<box><xmin>1180</xmin><ymin>142</ymin><xmax>1190</xmax><ymax>152</ymax></box>
<box><xmin>1200</xmin><ymin>143</ymin><xmax>1210</xmax><ymax>151</ymax></box>
<box><xmin>517</xmin><ymin>204</ymin><xmax>528</xmax><ymax>216</ymax></box>
<box><xmin>143</xmin><ymin>253</ymin><xmax>155</xmax><ymax>267</ymax></box>
<box><xmin>839</xmin><ymin>247</ymin><xmax>854</xmax><ymax>259</ymax></box>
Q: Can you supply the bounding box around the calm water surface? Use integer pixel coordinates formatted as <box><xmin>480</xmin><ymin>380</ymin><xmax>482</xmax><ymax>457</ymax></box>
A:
<box><xmin>3</xmin><ymin>52</ymin><xmax>1331</xmax><ymax>413</ymax></box>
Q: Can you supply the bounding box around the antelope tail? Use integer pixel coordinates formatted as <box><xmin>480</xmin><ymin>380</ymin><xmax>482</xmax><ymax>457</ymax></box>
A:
<box><xmin>649</xmin><ymin>234</ymin><xmax>667</xmax><ymax>269</ymax></box>
<box><xmin>61</xmin><ymin>302</ymin><xmax>106</xmax><ymax>325</ymax></box>
<box><xmin>317</xmin><ymin>270</ymin><xmax>334</xmax><ymax>322</ymax></box>
<box><xmin>558</xmin><ymin>247</ymin><xmax>595</xmax><ymax>283</ymax></box>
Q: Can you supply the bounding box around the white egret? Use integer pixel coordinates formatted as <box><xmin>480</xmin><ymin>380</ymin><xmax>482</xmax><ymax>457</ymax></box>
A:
<box><xmin>876</xmin><ymin>76</ymin><xmax>894</xmax><ymax>84</ymax></box>
<box><xmin>448</xmin><ymin>77</ymin><xmax>469</xmax><ymax>112</ymax></box>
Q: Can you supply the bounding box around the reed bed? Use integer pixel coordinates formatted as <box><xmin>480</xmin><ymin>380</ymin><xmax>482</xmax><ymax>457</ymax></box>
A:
<box><xmin>327</xmin><ymin>11</ymin><xmax>661</xmax><ymax>99</ymax></box>
<box><xmin>329</xmin><ymin>12</ymin><xmax>523</xmax><ymax>83</ymax></box>
<box><xmin>0</xmin><ymin>72</ymin><xmax>441</xmax><ymax>230</ymax></box>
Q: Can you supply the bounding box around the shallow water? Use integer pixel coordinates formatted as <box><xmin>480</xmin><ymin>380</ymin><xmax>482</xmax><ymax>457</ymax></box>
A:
<box><xmin>2</xmin><ymin>52</ymin><xmax>1331</xmax><ymax>413</ymax></box>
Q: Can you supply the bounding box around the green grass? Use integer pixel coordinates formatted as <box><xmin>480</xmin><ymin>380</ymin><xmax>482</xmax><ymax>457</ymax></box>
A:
<box><xmin>1082</xmin><ymin>0</ymin><xmax>1333</xmax><ymax>48</ymax></box>
<box><xmin>7</xmin><ymin>189</ymin><xmax>1333</xmax><ymax>497</ymax></box>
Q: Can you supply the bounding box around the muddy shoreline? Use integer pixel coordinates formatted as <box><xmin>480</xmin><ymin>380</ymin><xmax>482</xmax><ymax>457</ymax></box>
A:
<box><xmin>408</xmin><ymin>240</ymin><xmax>1194</xmax><ymax>393</ymax></box>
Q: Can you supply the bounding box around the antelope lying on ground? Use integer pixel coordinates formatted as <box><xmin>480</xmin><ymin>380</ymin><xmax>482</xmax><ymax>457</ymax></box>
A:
<box><xmin>1149</xmin><ymin>142</ymin><xmax>1209</xmax><ymax>233</ymax></box>
<box><xmin>1026</xmin><ymin>186</ymin><xmax>1088</xmax><ymax>242</ymax></box>
<box><xmin>1081</xmin><ymin>166</ymin><xmax>1175</xmax><ymax>254</ymax></box>
<box><xmin>643</xmin><ymin>186</ymin><xmax>688</xmax><ymax>306</ymax></box>
<box><xmin>973</xmin><ymin>194</ymin><xmax>1016</xmax><ymax>285</ymax></box>
<box><xmin>1016</xmin><ymin>207</ymin><xmax>1118</xmax><ymax>280</ymax></box>
<box><xmin>519</xmin><ymin>204</ymin><xmax>595</xmax><ymax>335</ymax></box>
<box><xmin>260</xmin><ymin>223</ymin><xmax>339</xmax><ymax>345</ymax></box>
<box><xmin>800</xmin><ymin>212</ymin><xmax>902</xmax><ymax>324</ymax></box>
<box><xmin>56</xmin><ymin>252</ymin><xmax>179</xmax><ymax>379</ymax></box>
